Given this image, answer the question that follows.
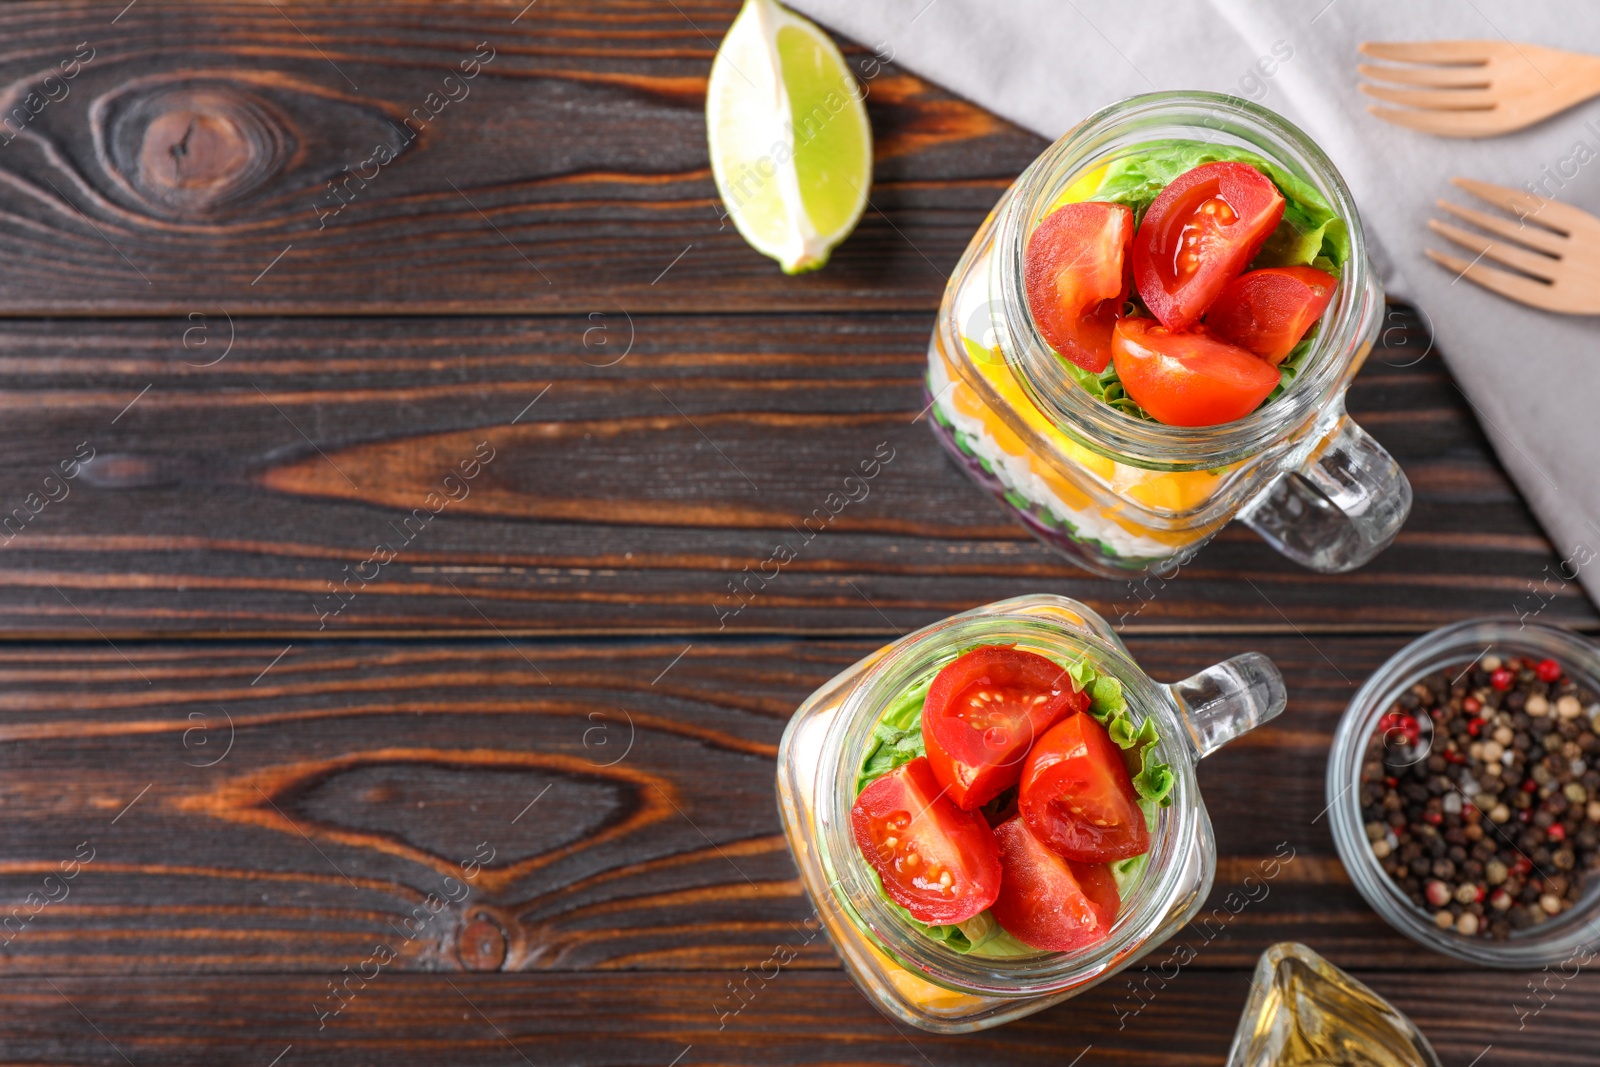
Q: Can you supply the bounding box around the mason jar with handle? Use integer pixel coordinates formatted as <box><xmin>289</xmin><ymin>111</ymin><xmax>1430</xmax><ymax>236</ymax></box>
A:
<box><xmin>775</xmin><ymin>593</ymin><xmax>1287</xmax><ymax>1033</ymax></box>
<box><xmin>926</xmin><ymin>91</ymin><xmax>1410</xmax><ymax>578</ymax></box>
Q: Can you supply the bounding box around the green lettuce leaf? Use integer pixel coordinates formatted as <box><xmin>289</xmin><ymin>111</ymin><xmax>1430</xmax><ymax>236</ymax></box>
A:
<box><xmin>885</xmin><ymin>896</ymin><xmax>1037</xmax><ymax>957</ymax></box>
<box><xmin>1109</xmin><ymin>801</ymin><xmax>1162</xmax><ymax>898</ymax></box>
<box><xmin>855</xmin><ymin>676</ymin><xmax>932</xmax><ymax>794</ymax></box>
<box><xmin>1065</xmin><ymin>657</ymin><xmax>1097</xmax><ymax>692</ymax></box>
<box><xmin>1265</xmin><ymin>334</ymin><xmax>1316</xmax><ymax>403</ymax></box>
<box><xmin>1255</xmin><ymin>214</ymin><xmax>1348</xmax><ymax>275</ymax></box>
<box><xmin>1057</xmin><ymin>350</ymin><xmax>1152</xmax><ymax>420</ymax></box>
<box><xmin>1077</xmin><ymin>669</ymin><xmax>1174</xmax><ymax>806</ymax></box>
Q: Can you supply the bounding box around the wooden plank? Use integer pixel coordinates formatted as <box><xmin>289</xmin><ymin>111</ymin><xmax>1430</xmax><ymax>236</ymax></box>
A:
<box><xmin>0</xmin><ymin>634</ymin><xmax>1568</xmax><ymax>975</ymax></box>
<box><xmin>0</xmin><ymin>308</ymin><xmax>1587</xmax><ymax>637</ymax></box>
<box><xmin>2</xmin><ymin>970</ymin><xmax>1588</xmax><ymax>1065</ymax></box>
<box><xmin>0</xmin><ymin>0</ymin><xmax>1034</xmax><ymax>315</ymax></box>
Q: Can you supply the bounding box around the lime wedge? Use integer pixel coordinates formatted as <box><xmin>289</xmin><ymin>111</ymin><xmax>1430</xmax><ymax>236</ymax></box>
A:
<box><xmin>707</xmin><ymin>0</ymin><xmax>872</xmax><ymax>274</ymax></box>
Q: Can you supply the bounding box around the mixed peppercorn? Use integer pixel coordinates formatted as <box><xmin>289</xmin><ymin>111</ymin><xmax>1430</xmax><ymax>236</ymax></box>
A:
<box><xmin>1360</xmin><ymin>652</ymin><xmax>1600</xmax><ymax>940</ymax></box>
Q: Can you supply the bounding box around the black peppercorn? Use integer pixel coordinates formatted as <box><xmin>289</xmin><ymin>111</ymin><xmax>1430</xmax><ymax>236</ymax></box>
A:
<box><xmin>1360</xmin><ymin>651</ymin><xmax>1600</xmax><ymax>940</ymax></box>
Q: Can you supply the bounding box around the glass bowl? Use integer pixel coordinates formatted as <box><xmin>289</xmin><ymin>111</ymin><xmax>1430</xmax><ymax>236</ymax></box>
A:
<box><xmin>1327</xmin><ymin>618</ymin><xmax>1600</xmax><ymax>967</ymax></box>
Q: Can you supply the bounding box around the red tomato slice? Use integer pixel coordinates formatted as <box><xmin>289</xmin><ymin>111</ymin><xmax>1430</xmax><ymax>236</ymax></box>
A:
<box><xmin>1024</xmin><ymin>202</ymin><xmax>1134</xmax><ymax>372</ymax></box>
<box><xmin>1019</xmin><ymin>713</ymin><xmax>1150</xmax><ymax>863</ymax></box>
<box><xmin>1203</xmin><ymin>266</ymin><xmax>1337</xmax><ymax>365</ymax></box>
<box><xmin>1110</xmin><ymin>317</ymin><xmax>1281</xmax><ymax>428</ymax></box>
<box><xmin>989</xmin><ymin>816</ymin><xmax>1120</xmax><ymax>952</ymax></box>
<box><xmin>922</xmin><ymin>646</ymin><xmax>1088</xmax><ymax>811</ymax></box>
<box><xmin>1072</xmin><ymin>857</ymin><xmax>1122</xmax><ymax>927</ymax></box>
<box><xmin>851</xmin><ymin>756</ymin><xmax>1001</xmax><ymax>924</ymax></box>
<box><xmin>1132</xmin><ymin>162</ymin><xmax>1285</xmax><ymax>330</ymax></box>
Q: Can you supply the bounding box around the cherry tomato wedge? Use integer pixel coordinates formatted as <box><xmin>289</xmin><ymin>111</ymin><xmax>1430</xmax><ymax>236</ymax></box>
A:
<box><xmin>922</xmin><ymin>645</ymin><xmax>1087</xmax><ymax>811</ymax></box>
<box><xmin>1110</xmin><ymin>317</ymin><xmax>1281</xmax><ymax>427</ymax></box>
<box><xmin>1024</xmin><ymin>202</ymin><xmax>1134</xmax><ymax>372</ymax></box>
<box><xmin>989</xmin><ymin>816</ymin><xmax>1120</xmax><ymax>952</ymax></box>
<box><xmin>851</xmin><ymin>756</ymin><xmax>1001</xmax><ymax>924</ymax></box>
<box><xmin>1203</xmin><ymin>266</ymin><xmax>1337</xmax><ymax>365</ymax></box>
<box><xmin>1132</xmin><ymin>162</ymin><xmax>1285</xmax><ymax>331</ymax></box>
<box><xmin>1020</xmin><ymin>713</ymin><xmax>1149</xmax><ymax>863</ymax></box>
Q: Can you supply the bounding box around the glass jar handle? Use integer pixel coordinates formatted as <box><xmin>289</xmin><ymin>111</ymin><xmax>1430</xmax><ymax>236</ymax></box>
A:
<box><xmin>1237</xmin><ymin>411</ymin><xmax>1412</xmax><ymax>573</ymax></box>
<box><xmin>1169</xmin><ymin>652</ymin><xmax>1286</xmax><ymax>760</ymax></box>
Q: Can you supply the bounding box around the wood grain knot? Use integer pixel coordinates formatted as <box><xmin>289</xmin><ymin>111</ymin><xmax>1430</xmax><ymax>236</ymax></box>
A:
<box><xmin>110</xmin><ymin>85</ymin><xmax>291</xmax><ymax>216</ymax></box>
<box><xmin>456</xmin><ymin>916</ymin><xmax>507</xmax><ymax>971</ymax></box>
<box><xmin>75</xmin><ymin>453</ymin><xmax>191</xmax><ymax>489</ymax></box>
<box><xmin>177</xmin><ymin>749</ymin><xmax>681</xmax><ymax>895</ymax></box>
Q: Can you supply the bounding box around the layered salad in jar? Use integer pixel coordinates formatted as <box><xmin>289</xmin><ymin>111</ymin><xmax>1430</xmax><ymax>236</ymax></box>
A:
<box><xmin>928</xmin><ymin>140</ymin><xmax>1351</xmax><ymax>568</ymax></box>
<box><xmin>850</xmin><ymin>643</ymin><xmax>1172</xmax><ymax>955</ymax></box>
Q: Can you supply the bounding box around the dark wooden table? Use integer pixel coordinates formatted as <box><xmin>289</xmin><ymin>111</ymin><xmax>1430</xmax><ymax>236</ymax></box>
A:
<box><xmin>1</xmin><ymin>3</ymin><xmax>1594</xmax><ymax>1064</ymax></box>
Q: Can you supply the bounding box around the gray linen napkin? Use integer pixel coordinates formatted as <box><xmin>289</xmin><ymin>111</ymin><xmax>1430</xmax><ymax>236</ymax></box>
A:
<box><xmin>789</xmin><ymin>0</ymin><xmax>1600</xmax><ymax>610</ymax></box>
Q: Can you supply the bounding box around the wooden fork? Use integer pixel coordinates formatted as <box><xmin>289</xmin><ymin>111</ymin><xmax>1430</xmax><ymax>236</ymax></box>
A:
<box><xmin>1359</xmin><ymin>40</ymin><xmax>1600</xmax><ymax>137</ymax></box>
<box><xmin>1426</xmin><ymin>177</ymin><xmax>1600</xmax><ymax>313</ymax></box>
